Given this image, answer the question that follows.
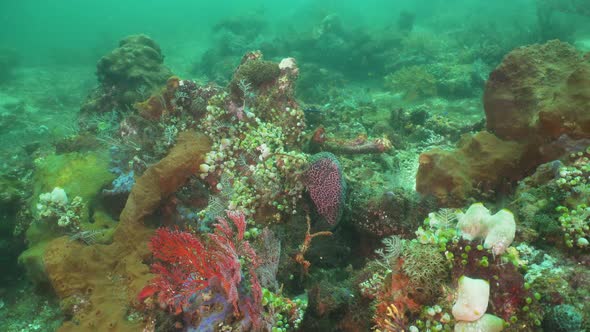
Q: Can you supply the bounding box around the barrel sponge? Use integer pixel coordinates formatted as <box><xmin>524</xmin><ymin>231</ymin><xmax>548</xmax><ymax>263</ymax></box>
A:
<box><xmin>452</xmin><ymin>276</ymin><xmax>490</xmax><ymax>322</ymax></box>
<box><xmin>456</xmin><ymin>203</ymin><xmax>516</xmax><ymax>255</ymax></box>
<box><xmin>484</xmin><ymin>209</ymin><xmax>516</xmax><ymax>256</ymax></box>
<box><xmin>456</xmin><ymin>203</ymin><xmax>490</xmax><ymax>241</ymax></box>
<box><xmin>455</xmin><ymin>314</ymin><xmax>504</xmax><ymax>332</ymax></box>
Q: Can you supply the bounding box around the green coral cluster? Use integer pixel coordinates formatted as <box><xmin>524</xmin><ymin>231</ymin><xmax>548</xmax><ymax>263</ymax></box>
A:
<box><xmin>261</xmin><ymin>288</ymin><xmax>307</xmax><ymax>332</ymax></box>
<box><xmin>197</xmin><ymin>92</ymin><xmax>308</xmax><ymax>225</ymax></box>
<box><xmin>556</xmin><ymin>204</ymin><xmax>590</xmax><ymax>248</ymax></box>
<box><xmin>32</xmin><ymin>151</ymin><xmax>114</xmax><ymax>205</ymax></box>
<box><xmin>556</xmin><ymin>149</ymin><xmax>590</xmax><ymax>191</ymax></box>
<box><xmin>414</xmin><ymin>304</ymin><xmax>453</xmax><ymax>332</ymax></box>
<box><xmin>415</xmin><ymin>208</ymin><xmax>461</xmax><ymax>251</ymax></box>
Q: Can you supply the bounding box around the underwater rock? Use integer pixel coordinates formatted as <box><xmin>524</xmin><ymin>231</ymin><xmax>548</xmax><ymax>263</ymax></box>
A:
<box><xmin>484</xmin><ymin>40</ymin><xmax>590</xmax><ymax>142</ymax></box>
<box><xmin>416</xmin><ymin>131</ymin><xmax>528</xmax><ymax>205</ymax></box>
<box><xmin>419</xmin><ymin>40</ymin><xmax>590</xmax><ymax>205</ymax></box>
<box><xmin>42</xmin><ymin>131</ymin><xmax>210</xmax><ymax>331</ymax></box>
<box><xmin>97</xmin><ymin>34</ymin><xmax>172</xmax><ymax>100</ymax></box>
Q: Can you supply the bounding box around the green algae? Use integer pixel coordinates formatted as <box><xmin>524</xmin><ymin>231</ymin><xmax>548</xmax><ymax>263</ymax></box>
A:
<box><xmin>32</xmin><ymin>150</ymin><xmax>114</xmax><ymax>205</ymax></box>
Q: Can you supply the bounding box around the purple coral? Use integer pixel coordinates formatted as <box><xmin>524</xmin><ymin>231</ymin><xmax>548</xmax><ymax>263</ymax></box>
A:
<box><xmin>304</xmin><ymin>152</ymin><xmax>346</xmax><ymax>226</ymax></box>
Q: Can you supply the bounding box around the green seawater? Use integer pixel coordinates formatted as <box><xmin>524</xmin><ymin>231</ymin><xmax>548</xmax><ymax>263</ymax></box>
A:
<box><xmin>1</xmin><ymin>1</ymin><xmax>590</xmax><ymax>331</ymax></box>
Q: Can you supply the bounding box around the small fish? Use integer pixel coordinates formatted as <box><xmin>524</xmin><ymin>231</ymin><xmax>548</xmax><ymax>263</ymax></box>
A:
<box><xmin>303</xmin><ymin>105</ymin><xmax>322</xmax><ymax>114</ymax></box>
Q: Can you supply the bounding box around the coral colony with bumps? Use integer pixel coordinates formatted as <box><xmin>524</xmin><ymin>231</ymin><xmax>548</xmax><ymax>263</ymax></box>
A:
<box><xmin>2</xmin><ymin>2</ymin><xmax>590</xmax><ymax>331</ymax></box>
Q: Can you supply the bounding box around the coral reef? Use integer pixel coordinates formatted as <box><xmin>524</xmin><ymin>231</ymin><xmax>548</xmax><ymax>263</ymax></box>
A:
<box><xmin>484</xmin><ymin>40</ymin><xmax>590</xmax><ymax>142</ymax></box>
<box><xmin>42</xmin><ymin>131</ymin><xmax>211</xmax><ymax>331</ymax></box>
<box><xmin>28</xmin><ymin>51</ymin><xmax>325</xmax><ymax>331</ymax></box>
<box><xmin>80</xmin><ymin>35</ymin><xmax>173</xmax><ymax>124</ymax></box>
<box><xmin>418</xmin><ymin>40</ymin><xmax>590</xmax><ymax>205</ymax></box>
<box><xmin>6</xmin><ymin>9</ymin><xmax>590</xmax><ymax>329</ymax></box>
<box><xmin>355</xmin><ymin>202</ymin><xmax>552</xmax><ymax>331</ymax></box>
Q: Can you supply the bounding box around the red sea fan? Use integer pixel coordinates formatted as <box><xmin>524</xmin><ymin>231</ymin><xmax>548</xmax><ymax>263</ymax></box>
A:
<box><xmin>139</xmin><ymin>228</ymin><xmax>212</xmax><ymax>313</ymax></box>
<box><xmin>210</xmin><ymin>211</ymin><xmax>262</xmax><ymax>313</ymax></box>
<box><xmin>140</xmin><ymin>211</ymin><xmax>263</xmax><ymax>326</ymax></box>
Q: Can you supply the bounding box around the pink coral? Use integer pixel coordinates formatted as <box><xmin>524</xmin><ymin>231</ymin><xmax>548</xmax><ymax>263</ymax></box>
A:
<box><xmin>304</xmin><ymin>152</ymin><xmax>346</xmax><ymax>226</ymax></box>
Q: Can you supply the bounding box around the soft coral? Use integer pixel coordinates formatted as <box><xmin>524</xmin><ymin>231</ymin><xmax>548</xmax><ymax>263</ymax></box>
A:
<box><xmin>139</xmin><ymin>227</ymin><xmax>211</xmax><ymax>313</ymax></box>
<box><xmin>140</xmin><ymin>211</ymin><xmax>262</xmax><ymax>325</ymax></box>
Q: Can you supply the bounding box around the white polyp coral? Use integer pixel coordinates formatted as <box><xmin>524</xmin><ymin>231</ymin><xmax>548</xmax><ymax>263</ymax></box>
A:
<box><xmin>50</xmin><ymin>187</ymin><xmax>69</xmax><ymax>205</ymax></box>
<box><xmin>454</xmin><ymin>313</ymin><xmax>504</xmax><ymax>332</ymax></box>
<box><xmin>456</xmin><ymin>203</ymin><xmax>516</xmax><ymax>255</ymax></box>
<box><xmin>452</xmin><ymin>276</ymin><xmax>489</xmax><ymax>322</ymax></box>
<box><xmin>279</xmin><ymin>57</ymin><xmax>297</xmax><ymax>70</ymax></box>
